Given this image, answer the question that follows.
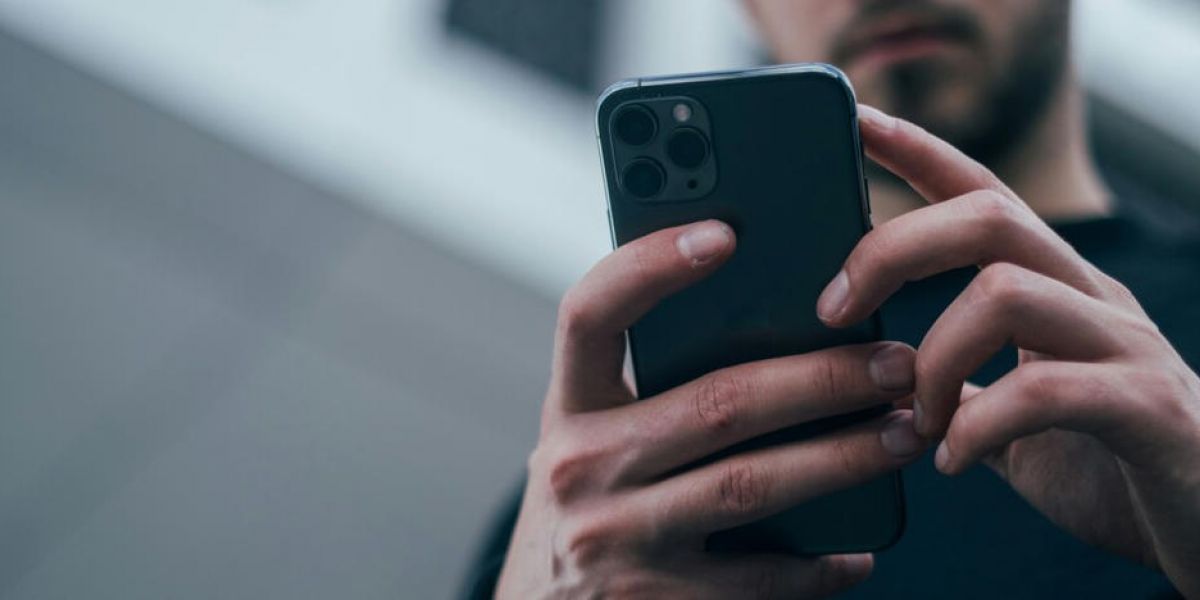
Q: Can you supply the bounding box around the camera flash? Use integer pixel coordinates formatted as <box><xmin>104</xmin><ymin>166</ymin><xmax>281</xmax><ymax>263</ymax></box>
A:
<box><xmin>672</xmin><ymin>102</ymin><xmax>692</xmax><ymax>123</ymax></box>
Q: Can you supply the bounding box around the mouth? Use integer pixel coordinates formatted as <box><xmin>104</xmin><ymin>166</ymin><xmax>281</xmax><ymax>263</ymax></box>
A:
<box><xmin>840</xmin><ymin>14</ymin><xmax>972</xmax><ymax>72</ymax></box>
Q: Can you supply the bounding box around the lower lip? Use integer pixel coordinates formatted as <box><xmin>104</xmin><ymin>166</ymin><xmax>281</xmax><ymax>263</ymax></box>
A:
<box><xmin>854</xmin><ymin>35</ymin><xmax>959</xmax><ymax>71</ymax></box>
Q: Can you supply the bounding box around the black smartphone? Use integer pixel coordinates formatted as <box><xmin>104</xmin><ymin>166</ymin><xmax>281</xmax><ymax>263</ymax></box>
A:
<box><xmin>596</xmin><ymin>63</ymin><xmax>904</xmax><ymax>555</ymax></box>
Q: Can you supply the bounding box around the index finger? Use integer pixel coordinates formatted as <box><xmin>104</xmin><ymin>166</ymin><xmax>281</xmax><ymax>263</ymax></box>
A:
<box><xmin>551</xmin><ymin>220</ymin><xmax>735</xmax><ymax>413</ymax></box>
<box><xmin>857</xmin><ymin>104</ymin><xmax>1016</xmax><ymax>204</ymax></box>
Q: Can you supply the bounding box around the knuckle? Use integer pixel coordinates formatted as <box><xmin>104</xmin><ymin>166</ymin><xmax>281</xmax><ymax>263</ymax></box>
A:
<box><xmin>847</xmin><ymin>229</ymin><xmax>892</xmax><ymax>276</ymax></box>
<box><xmin>968</xmin><ymin>190</ymin><xmax>1029</xmax><ymax>252</ymax></box>
<box><xmin>1015</xmin><ymin>363</ymin><xmax>1058</xmax><ymax>400</ymax></box>
<box><xmin>1014</xmin><ymin>364</ymin><xmax>1098</xmax><ymax>423</ymax></box>
<box><xmin>975</xmin><ymin>166</ymin><xmax>1011</xmax><ymax>197</ymax></box>
<box><xmin>542</xmin><ymin>435</ymin><xmax>605</xmax><ymax>504</ymax></box>
<box><xmin>913</xmin><ymin>349</ymin><xmax>939</xmax><ymax>386</ymax></box>
<box><xmin>809</xmin><ymin>354</ymin><xmax>843</xmax><ymax>402</ymax></box>
<box><xmin>717</xmin><ymin>461</ymin><xmax>771</xmax><ymax>517</ymax></box>
<box><xmin>626</xmin><ymin>239</ymin><xmax>657</xmax><ymax>281</ymax></box>
<box><xmin>694</xmin><ymin>371</ymin><xmax>751</xmax><ymax>435</ymax></box>
<box><xmin>556</xmin><ymin>286</ymin><xmax>599</xmax><ymax>340</ymax></box>
<box><xmin>969</xmin><ymin>189</ymin><xmax>1023</xmax><ymax>227</ymax></box>
<box><xmin>973</xmin><ymin>263</ymin><xmax>1034</xmax><ymax>313</ymax></box>
<box><xmin>830</xmin><ymin>434</ymin><xmax>873</xmax><ymax>481</ymax></box>
<box><xmin>559</xmin><ymin>514</ymin><xmax>621</xmax><ymax>569</ymax></box>
<box><xmin>1094</xmin><ymin>271</ymin><xmax>1154</xmax><ymax>320</ymax></box>
<box><xmin>1122</xmin><ymin>311</ymin><xmax>1164</xmax><ymax>345</ymax></box>
<box><xmin>547</xmin><ymin>456</ymin><xmax>588</xmax><ymax>504</ymax></box>
<box><xmin>1098</xmin><ymin>271</ymin><xmax>1140</xmax><ymax>306</ymax></box>
<box><xmin>1013</xmin><ymin>364</ymin><xmax>1072</xmax><ymax>420</ymax></box>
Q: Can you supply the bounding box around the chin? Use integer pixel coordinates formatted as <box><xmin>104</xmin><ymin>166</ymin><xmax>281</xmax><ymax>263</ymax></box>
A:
<box><xmin>851</xmin><ymin>60</ymin><xmax>988</xmax><ymax>149</ymax></box>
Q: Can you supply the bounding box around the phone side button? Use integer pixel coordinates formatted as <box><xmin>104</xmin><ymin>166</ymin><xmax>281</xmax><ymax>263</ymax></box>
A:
<box><xmin>864</xmin><ymin>177</ymin><xmax>872</xmax><ymax>215</ymax></box>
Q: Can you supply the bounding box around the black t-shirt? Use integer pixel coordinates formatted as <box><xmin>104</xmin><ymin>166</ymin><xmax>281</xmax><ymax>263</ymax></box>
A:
<box><xmin>462</xmin><ymin>208</ymin><xmax>1200</xmax><ymax>599</ymax></box>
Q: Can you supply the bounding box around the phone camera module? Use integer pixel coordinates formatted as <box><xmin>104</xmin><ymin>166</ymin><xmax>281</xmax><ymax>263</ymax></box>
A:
<box><xmin>666</xmin><ymin>128</ymin><xmax>709</xmax><ymax>170</ymax></box>
<box><xmin>614</xmin><ymin>105</ymin><xmax>658</xmax><ymax>146</ymax></box>
<box><xmin>621</xmin><ymin>158</ymin><xmax>666</xmax><ymax>199</ymax></box>
<box><xmin>606</xmin><ymin>96</ymin><xmax>714</xmax><ymax>201</ymax></box>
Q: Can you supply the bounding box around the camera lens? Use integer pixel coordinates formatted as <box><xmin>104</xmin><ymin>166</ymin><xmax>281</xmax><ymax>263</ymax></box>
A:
<box><xmin>613</xmin><ymin>105</ymin><xmax>657</xmax><ymax>146</ymax></box>
<box><xmin>666</xmin><ymin>127</ymin><xmax>709</xmax><ymax>170</ymax></box>
<box><xmin>621</xmin><ymin>158</ymin><xmax>665</xmax><ymax>199</ymax></box>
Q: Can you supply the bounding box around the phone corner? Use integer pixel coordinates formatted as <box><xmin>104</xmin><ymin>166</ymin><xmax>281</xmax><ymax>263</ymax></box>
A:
<box><xmin>595</xmin><ymin>79</ymin><xmax>640</xmax><ymax>125</ymax></box>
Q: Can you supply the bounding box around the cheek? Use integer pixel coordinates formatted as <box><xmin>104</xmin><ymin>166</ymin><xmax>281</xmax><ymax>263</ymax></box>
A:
<box><xmin>965</xmin><ymin>0</ymin><xmax>1039</xmax><ymax>68</ymax></box>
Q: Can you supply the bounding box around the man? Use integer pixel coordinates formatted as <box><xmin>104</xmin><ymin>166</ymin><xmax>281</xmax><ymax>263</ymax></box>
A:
<box><xmin>466</xmin><ymin>1</ymin><xmax>1200</xmax><ymax>597</ymax></box>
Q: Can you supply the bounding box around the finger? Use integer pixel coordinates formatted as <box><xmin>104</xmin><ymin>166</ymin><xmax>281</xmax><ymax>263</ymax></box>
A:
<box><xmin>552</xmin><ymin>220</ymin><xmax>735</xmax><ymax>412</ymax></box>
<box><xmin>609</xmin><ymin>342</ymin><xmax>916</xmax><ymax>481</ymax></box>
<box><xmin>936</xmin><ymin>362</ymin><xmax>1139</xmax><ymax>475</ymax></box>
<box><xmin>857</xmin><ymin>103</ymin><xmax>1013</xmax><ymax>203</ymax></box>
<box><xmin>668</xmin><ymin>553</ymin><xmax>873</xmax><ymax>599</ymax></box>
<box><xmin>905</xmin><ymin>382</ymin><xmax>980</xmax><ymax>419</ymax></box>
<box><xmin>816</xmin><ymin>189</ymin><xmax>1101</xmax><ymax>326</ymax></box>
<box><xmin>913</xmin><ymin>263</ymin><xmax>1127</xmax><ymax>437</ymax></box>
<box><xmin>641</xmin><ymin>410</ymin><xmax>925</xmax><ymax>540</ymax></box>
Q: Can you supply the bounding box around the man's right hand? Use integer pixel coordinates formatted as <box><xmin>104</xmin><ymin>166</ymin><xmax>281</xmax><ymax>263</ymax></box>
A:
<box><xmin>495</xmin><ymin>220</ymin><xmax>927</xmax><ymax>599</ymax></box>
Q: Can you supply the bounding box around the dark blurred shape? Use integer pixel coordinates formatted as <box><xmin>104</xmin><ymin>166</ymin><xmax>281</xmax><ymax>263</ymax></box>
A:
<box><xmin>444</xmin><ymin>0</ymin><xmax>605</xmax><ymax>91</ymax></box>
<box><xmin>1090</xmin><ymin>96</ymin><xmax>1200</xmax><ymax>235</ymax></box>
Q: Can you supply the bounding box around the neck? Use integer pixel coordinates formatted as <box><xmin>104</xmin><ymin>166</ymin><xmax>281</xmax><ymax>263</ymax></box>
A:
<box><xmin>868</xmin><ymin>72</ymin><xmax>1113</xmax><ymax>224</ymax></box>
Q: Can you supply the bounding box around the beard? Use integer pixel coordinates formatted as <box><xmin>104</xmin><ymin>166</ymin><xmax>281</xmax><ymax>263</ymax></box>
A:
<box><xmin>852</xmin><ymin>2</ymin><xmax>1071</xmax><ymax>168</ymax></box>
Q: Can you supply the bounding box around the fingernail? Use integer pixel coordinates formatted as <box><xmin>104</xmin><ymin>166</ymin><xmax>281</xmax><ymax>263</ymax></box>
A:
<box><xmin>935</xmin><ymin>441</ymin><xmax>952</xmax><ymax>473</ymax></box>
<box><xmin>868</xmin><ymin>343</ymin><xmax>914</xmax><ymax>392</ymax></box>
<box><xmin>838</xmin><ymin>553</ymin><xmax>874</xmax><ymax>583</ymax></box>
<box><xmin>858</xmin><ymin>104</ymin><xmax>896</xmax><ymax>130</ymax></box>
<box><xmin>677</xmin><ymin>220</ymin><xmax>732</xmax><ymax>265</ymax></box>
<box><xmin>880</xmin><ymin>411</ymin><xmax>924</xmax><ymax>458</ymax></box>
<box><xmin>816</xmin><ymin>270</ymin><xmax>849</xmax><ymax>323</ymax></box>
<box><xmin>912</xmin><ymin>398</ymin><xmax>926</xmax><ymax>434</ymax></box>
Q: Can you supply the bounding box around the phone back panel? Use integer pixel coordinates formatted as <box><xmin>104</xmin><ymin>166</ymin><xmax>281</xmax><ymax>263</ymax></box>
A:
<box><xmin>597</xmin><ymin>65</ymin><xmax>904</xmax><ymax>554</ymax></box>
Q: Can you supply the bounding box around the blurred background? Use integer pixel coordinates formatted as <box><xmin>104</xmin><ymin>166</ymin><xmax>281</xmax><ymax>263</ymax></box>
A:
<box><xmin>0</xmin><ymin>0</ymin><xmax>1197</xmax><ymax>598</ymax></box>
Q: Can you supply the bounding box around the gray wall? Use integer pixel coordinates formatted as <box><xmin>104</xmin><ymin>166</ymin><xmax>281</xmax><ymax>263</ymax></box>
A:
<box><xmin>0</xmin><ymin>29</ymin><xmax>548</xmax><ymax>599</ymax></box>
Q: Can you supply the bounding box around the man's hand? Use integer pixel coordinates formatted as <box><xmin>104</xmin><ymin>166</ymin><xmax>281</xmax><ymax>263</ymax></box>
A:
<box><xmin>819</xmin><ymin>104</ymin><xmax>1200</xmax><ymax>597</ymax></box>
<box><xmin>496</xmin><ymin>220</ymin><xmax>927</xmax><ymax>599</ymax></box>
